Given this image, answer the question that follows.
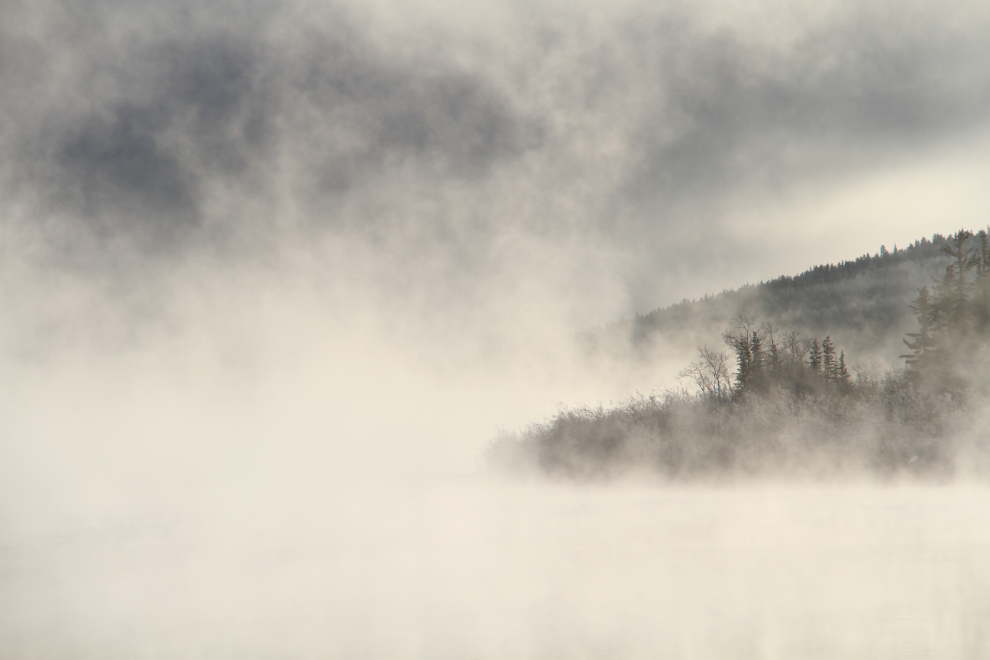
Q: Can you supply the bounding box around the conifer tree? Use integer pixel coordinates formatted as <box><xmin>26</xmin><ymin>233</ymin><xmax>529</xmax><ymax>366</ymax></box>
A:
<box><xmin>901</xmin><ymin>230</ymin><xmax>986</xmax><ymax>393</ymax></box>
<box><xmin>938</xmin><ymin>230</ymin><xmax>975</xmax><ymax>334</ymax></box>
<box><xmin>736</xmin><ymin>336</ymin><xmax>752</xmax><ymax>392</ymax></box>
<box><xmin>821</xmin><ymin>336</ymin><xmax>836</xmax><ymax>383</ymax></box>
<box><xmin>837</xmin><ymin>351</ymin><xmax>853</xmax><ymax>393</ymax></box>
<box><xmin>723</xmin><ymin>317</ymin><xmax>768</xmax><ymax>397</ymax></box>
<box><xmin>750</xmin><ymin>331</ymin><xmax>763</xmax><ymax>376</ymax></box>
<box><xmin>931</xmin><ymin>262</ymin><xmax>958</xmax><ymax>335</ymax></box>
<box><xmin>809</xmin><ymin>339</ymin><xmax>822</xmax><ymax>373</ymax></box>
<box><xmin>724</xmin><ymin>330</ymin><xmax>752</xmax><ymax>395</ymax></box>
<box><xmin>902</xmin><ymin>286</ymin><xmax>938</xmax><ymax>381</ymax></box>
<box><xmin>973</xmin><ymin>228</ymin><xmax>990</xmax><ymax>335</ymax></box>
<box><xmin>768</xmin><ymin>338</ymin><xmax>782</xmax><ymax>377</ymax></box>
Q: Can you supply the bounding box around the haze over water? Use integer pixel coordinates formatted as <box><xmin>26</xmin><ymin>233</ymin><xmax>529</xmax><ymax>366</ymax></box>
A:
<box><xmin>3</xmin><ymin>0</ymin><xmax>990</xmax><ymax>657</ymax></box>
<box><xmin>4</xmin><ymin>481</ymin><xmax>990</xmax><ymax>658</ymax></box>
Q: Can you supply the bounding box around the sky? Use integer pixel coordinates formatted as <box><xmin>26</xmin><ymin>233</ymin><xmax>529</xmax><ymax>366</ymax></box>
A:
<box><xmin>2</xmin><ymin>0</ymin><xmax>990</xmax><ymax>481</ymax></box>
<box><xmin>4</xmin><ymin>0</ymin><xmax>990</xmax><ymax>312</ymax></box>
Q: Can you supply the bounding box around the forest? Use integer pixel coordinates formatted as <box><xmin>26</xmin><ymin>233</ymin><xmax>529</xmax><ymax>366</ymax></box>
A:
<box><xmin>582</xmin><ymin>232</ymin><xmax>955</xmax><ymax>367</ymax></box>
<box><xmin>489</xmin><ymin>229</ymin><xmax>990</xmax><ymax>479</ymax></box>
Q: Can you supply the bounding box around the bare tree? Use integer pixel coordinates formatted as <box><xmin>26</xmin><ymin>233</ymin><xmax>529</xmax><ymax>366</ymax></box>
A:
<box><xmin>678</xmin><ymin>346</ymin><xmax>732</xmax><ymax>400</ymax></box>
<box><xmin>784</xmin><ymin>329</ymin><xmax>809</xmax><ymax>363</ymax></box>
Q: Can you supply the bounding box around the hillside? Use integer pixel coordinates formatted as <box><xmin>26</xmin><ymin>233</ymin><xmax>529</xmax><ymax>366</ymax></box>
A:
<box><xmin>583</xmin><ymin>233</ymin><xmax>955</xmax><ymax>368</ymax></box>
<box><xmin>492</xmin><ymin>229</ymin><xmax>990</xmax><ymax>480</ymax></box>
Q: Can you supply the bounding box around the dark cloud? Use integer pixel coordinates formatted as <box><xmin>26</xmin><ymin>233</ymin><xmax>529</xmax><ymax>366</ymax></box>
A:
<box><xmin>12</xmin><ymin>30</ymin><xmax>270</xmax><ymax>251</ymax></box>
<box><xmin>2</xmin><ymin>0</ymin><xmax>990</xmax><ymax>313</ymax></box>
<box><xmin>621</xmin><ymin>13</ymin><xmax>990</xmax><ymax>208</ymax></box>
<box><xmin>57</xmin><ymin>106</ymin><xmax>198</xmax><ymax>243</ymax></box>
<box><xmin>295</xmin><ymin>30</ymin><xmax>542</xmax><ymax>199</ymax></box>
<box><xmin>1</xmin><ymin>1</ymin><xmax>541</xmax><ymax>255</ymax></box>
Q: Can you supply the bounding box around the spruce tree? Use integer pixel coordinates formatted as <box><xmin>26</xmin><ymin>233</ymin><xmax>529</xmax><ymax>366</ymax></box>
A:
<box><xmin>938</xmin><ymin>230</ymin><xmax>975</xmax><ymax>333</ymax></box>
<box><xmin>768</xmin><ymin>339</ymin><xmax>782</xmax><ymax>377</ymax></box>
<box><xmin>724</xmin><ymin>330</ymin><xmax>752</xmax><ymax>396</ymax></box>
<box><xmin>809</xmin><ymin>339</ymin><xmax>822</xmax><ymax>373</ymax></box>
<box><xmin>837</xmin><ymin>351</ymin><xmax>853</xmax><ymax>393</ymax></box>
<box><xmin>973</xmin><ymin>228</ymin><xmax>990</xmax><ymax>336</ymax></box>
<box><xmin>901</xmin><ymin>286</ymin><xmax>938</xmax><ymax>381</ymax></box>
<box><xmin>911</xmin><ymin>229</ymin><xmax>981</xmax><ymax>393</ymax></box>
<box><xmin>750</xmin><ymin>332</ymin><xmax>763</xmax><ymax>374</ymax></box>
<box><xmin>821</xmin><ymin>336</ymin><xmax>836</xmax><ymax>383</ymax></box>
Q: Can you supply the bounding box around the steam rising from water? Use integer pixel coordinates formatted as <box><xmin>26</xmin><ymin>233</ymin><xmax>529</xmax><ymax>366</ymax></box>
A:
<box><xmin>4</xmin><ymin>482</ymin><xmax>990</xmax><ymax>658</ymax></box>
<box><xmin>3</xmin><ymin>0</ymin><xmax>990</xmax><ymax>657</ymax></box>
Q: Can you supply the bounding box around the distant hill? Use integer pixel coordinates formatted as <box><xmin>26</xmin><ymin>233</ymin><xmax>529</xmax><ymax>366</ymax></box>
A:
<box><xmin>583</xmin><ymin>233</ymin><xmax>958</xmax><ymax>368</ymax></box>
<box><xmin>492</xmin><ymin>229</ymin><xmax>990</xmax><ymax>480</ymax></box>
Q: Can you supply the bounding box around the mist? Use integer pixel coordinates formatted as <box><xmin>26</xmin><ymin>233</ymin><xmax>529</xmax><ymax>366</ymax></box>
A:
<box><xmin>3</xmin><ymin>0</ymin><xmax>990</xmax><ymax>657</ymax></box>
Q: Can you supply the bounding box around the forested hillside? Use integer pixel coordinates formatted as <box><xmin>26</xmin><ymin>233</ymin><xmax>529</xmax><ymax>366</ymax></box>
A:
<box><xmin>584</xmin><ymin>234</ymin><xmax>953</xmax><ymax>367</ymax></box>
<box><xmin>492</xmin><ymin>229</ymin><xmax>990</xmax><ymax>480</ymax></box>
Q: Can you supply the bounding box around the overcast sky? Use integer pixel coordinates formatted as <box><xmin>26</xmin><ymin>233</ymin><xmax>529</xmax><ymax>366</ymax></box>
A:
<box><xmin>5</xmin><ymin>0</ymin><xmax>990</xmax><ymax>326</ymax></box>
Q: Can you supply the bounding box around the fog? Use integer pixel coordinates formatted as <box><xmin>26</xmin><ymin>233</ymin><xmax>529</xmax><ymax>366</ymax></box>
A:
<box><xmin>6</xmin><ymin>482</ymin><xmax>990</xmax><ymax>658</ymax></box>
<box><xmin>3</xmin><ymin>0</ymin><xmax>990</xmax><ymax>656</ymax></box>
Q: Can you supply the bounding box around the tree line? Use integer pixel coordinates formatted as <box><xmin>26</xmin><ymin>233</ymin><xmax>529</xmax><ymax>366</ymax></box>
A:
<box><xmin>681</xmin><ymin>320</ymin><xmax>854</xmax><ymax>400</ymax></box>
<box><xmin>583</xmin><ymin>231</ymin><xmax>954</xmax><ymax>368</ymax></box>
<box><xmin>679</xmin><ymin>228</ymin><xmax>990</xmax><ymax>402</ymax></box>
<box><xmin>762</xmin><ymin>233</ymin><xmax>949</xmax><ymax>291</ymax></box>
<box><xmin>901</xmin><ymin>229</ymin><xmax>990</xmax><ymax>394</ymax></box>
<box><xmin>488</xmin><ymin>229</ymin><xmax>990</xmax><ymax>480</ymax></box>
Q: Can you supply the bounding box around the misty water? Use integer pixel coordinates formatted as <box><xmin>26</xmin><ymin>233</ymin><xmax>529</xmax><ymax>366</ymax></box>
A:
<box><xmin>2</xmin><ymin>264</ymin><xmax>989</xmax><ymax>659</ymax></box>
<box><xmin>6</xmin><ymin>0</ymin><xmax>990</xmax><ymax>656</ymax></box>
<box><xmin>4</xmin><ymin>479</ymin><xmax>990</xmax><ymax>659</ymax></box>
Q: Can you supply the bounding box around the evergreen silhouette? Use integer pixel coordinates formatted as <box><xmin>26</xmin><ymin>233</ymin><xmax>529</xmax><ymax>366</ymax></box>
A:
<box><xmin>808</xmin><ymin>339</ymin><xmax>822</xmax><ymax>373</ymax></box>
<box><xmin>901</xmin><ymin>228</ymin><xmax>990</xmax><ymax>394</ymax></box>
<box><xmin>491</xmin><ymin>228</ymin><xmax>990</xmax><ymax>480</ymax></box>
<box><xmin>821</xmin><ymin>336</ymin><xmax>836</xmax><ymax>383</ymax></box>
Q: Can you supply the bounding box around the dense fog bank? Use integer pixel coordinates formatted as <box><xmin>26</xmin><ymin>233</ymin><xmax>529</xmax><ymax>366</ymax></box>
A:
<box><xmin>5</xmin><ymin>482</ymin><xmax>990</xmax><ymax>659</ymax></box>
<box><xmin>488</xmin><ymin>383</ymin><xmax>990</xmax><ymax>482</ymax></box>
<box><xmin>4</xmin><ymin>0</ymin><xmax>990</xmax><ymax>657</ymax></box>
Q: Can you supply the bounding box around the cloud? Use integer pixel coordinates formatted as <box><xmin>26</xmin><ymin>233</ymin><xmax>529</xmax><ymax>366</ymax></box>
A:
<box><xmin>2</xmin><ymin>0</ymin><xmax>990</xmax><ymax>316</ymax></box>
<box><xmin>621</xmin><ymin>8</ymin><xmax>990</xmax><ymax>211</ymax></box>
<box><xmin>1</xmin><ymin>0</ymin><xmax>542</xmax><ymax>255</ymax></box>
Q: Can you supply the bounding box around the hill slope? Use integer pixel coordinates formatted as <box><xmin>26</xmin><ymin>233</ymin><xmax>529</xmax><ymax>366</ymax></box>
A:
<box><xmin>491</xmin><ymin>229</ymin><xmax>990</xmax><ymax>480</ymax></box>
<box><xmin>584</xmin><ymin>233</ymin><xmax>955</xmax><ymax>369</ymax></box>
